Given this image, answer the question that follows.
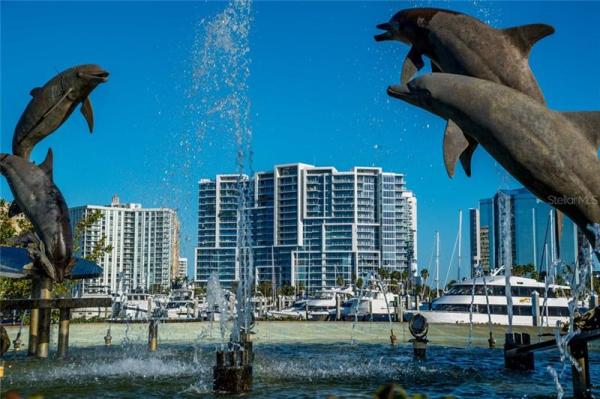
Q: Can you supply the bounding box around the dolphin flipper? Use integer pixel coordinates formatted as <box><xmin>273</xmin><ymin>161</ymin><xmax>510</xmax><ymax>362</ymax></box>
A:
<box><xmin>28</xmin><ymin>239</ymin><xmax>57</xmax><ymax>281</ymax></box>
<box><xmin>401</xmin><ymin>47</ymin><xmax>425</xmax><ymax>85</ymax></box>
<box><xmin>81</xmin><ymin>97</ymin><xmax>94</xmax><ymax>133</ymax></box>
<box><xmin>443</xmin><ymin>119</ymin><xmax>471</xmax><ymax>178</ymax></box>
<box><xmin>41</xmin><ymin>88</ymin><xmax>72</xmax><ymax>120</ymax></box>
<box><xmin>561</xmin><ymin>112</ymin><xmax>600</xmax><ymax>151</ymax></box>
<box><xmin>459</xmin><ymin>136</ymin><xmax>478</xmax><ymax>177</ymax></box>
<box><xmin>431</xmin><ymin>61</ymin><xmax>442</xmax><ymax>73</ymax></box>
<box><xmin>7</xmin><ymin>231</ymin><xmax>37</xmax><ymax>247</ymax></box>
<box><xmin>503</xmin><ymin>24</ymin><xmax>555</xmax><ymax>56</ymax></box>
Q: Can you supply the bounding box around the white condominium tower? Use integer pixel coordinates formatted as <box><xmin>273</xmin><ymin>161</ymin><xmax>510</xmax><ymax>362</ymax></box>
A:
<box><xmin>196</xmin><ymin>164</ymin><xmax>417</xmax><ymax>290</ymax></box>
<box><xmin>70</xmin><ymin>195</ymin><xmax>180</xmax><ymax>293</ymax></box>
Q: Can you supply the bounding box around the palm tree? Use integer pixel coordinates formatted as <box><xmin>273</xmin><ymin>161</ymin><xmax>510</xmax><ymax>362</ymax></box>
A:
<box><xmin>420</xmin><ymin>268</ymin><xmax>429</xmax><ymax>297</ymax></box>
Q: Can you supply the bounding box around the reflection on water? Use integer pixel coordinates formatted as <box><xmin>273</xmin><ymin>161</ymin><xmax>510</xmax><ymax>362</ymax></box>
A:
<box><xmin>2</xmin><ymin>322</ymin><xmax>599</xmax><ymax>398</ymax></box>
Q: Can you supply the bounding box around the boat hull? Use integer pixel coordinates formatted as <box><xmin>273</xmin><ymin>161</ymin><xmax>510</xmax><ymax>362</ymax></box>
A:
<box><xmin>405</xmin><ymin>310</ymin><xmax>567</xmax><ymax>327</ymax></box>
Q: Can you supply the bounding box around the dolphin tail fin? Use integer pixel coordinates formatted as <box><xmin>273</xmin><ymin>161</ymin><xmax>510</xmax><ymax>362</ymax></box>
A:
<box><xmin>561</xmin><ymin>112</ymin><xmax>600</xmax><ymax>152</ymax></box>
<box><xmin>503</xmin><ymin>24</ymin><xmax>555</xmax><ymax>55</ymax></box>
<box><xmin>443</xmin><ymin>119</ymin><xmax>478</xmax><ymax>178</ymax></box>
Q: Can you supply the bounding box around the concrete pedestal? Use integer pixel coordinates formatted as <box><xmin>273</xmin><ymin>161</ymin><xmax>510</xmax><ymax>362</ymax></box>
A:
<box><xmin>57</xmin><ymin>308</ymin><xmax>70</xmax><ymax>358</ymax></box>
<box><xmin>35</xmin><ymin>278</ymin><xmax>52</xmax><ymax>359</ymax></box>
<box><xmin>213</xmin><ymin>333</ymin><xmax>254</xmax><ymax>393</ymax></box>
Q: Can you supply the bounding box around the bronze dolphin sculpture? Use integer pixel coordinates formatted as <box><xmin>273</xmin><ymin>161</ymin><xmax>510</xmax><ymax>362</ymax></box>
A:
<box><xmin>387</xmin><ymin>73</ymin><xmax>600</xmax><ymax>254</ymax></box>
<box><xmin>375</xmin><ymin>8</ymin><xmax>554</xmax><ymax>177</ymax></box>
<box><xmin>13</xmin><ymin>64</ymin><xmax>109</xmax><ymax>159</ymax></box>
<box><xmin>0</xmin><ymin>151</ymin><xmax>74</xmax><ymax>281</ymax></box>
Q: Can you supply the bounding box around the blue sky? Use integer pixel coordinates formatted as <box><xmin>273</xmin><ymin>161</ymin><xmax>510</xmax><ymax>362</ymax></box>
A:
<box><xmin>2</xmin><ymin>1</ymin><xmax>599</xmax><ymax>280</ymax></box>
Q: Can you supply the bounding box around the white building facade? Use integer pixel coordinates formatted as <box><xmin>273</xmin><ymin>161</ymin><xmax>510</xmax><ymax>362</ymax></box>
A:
<box><xmin>195</xmin><ymin>164</ymin><xmax>417</xmax><ymax>290</ymax></box>
<box><xmin>70</xmin><ymin>196</ymin><xmax>179</xmax><ymax>293</ymax></box>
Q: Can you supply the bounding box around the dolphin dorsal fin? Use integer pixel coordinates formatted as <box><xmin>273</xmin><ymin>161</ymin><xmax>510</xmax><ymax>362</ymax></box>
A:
<box><xmin>40</xmin><ymin>148</ymin><xmax>54</xmax><ymax>181</ymax></box>
<box><xmin>503</xmin><ymin>24</ymin><xmax>555</xmax><ymax>55</ymax></box>
<box><xmin>561</xmin><ymin>111</ymin><xmax>600</xmax><ymax>152</ymax></box>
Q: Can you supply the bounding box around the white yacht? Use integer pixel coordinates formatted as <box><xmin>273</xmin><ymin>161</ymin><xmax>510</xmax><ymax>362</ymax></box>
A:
<box><xmin>112</xmin><ymin>292</ymin><xmax>154</xmax><ymax>320</ymax></box>
<box><xmin>71</xmin><ymin>285</ymin><xmax>113</xmax><ymax>320</ymax></box>
<box><xmin>165</xmin><ymin>289</ymin><xmax>198</xmax><ymax>320</ymax></box>
<box><xmin>409</xmin><ymin>273</ymin><xmax>574</xmax><ymax>326</ymax></box>
<box><xmin>339</xmin><ymin>289</ymin><xmax>397</xmax><ymax>321</ymax></box>
<box><xmin>268</xmin><ymin>287</ymin><xmax>354</xmax><ymax>320</ymax></box>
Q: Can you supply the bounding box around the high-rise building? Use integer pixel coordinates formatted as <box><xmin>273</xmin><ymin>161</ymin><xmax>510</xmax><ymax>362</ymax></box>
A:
<box><xmin>470</xmin><ymin>188</ymin><xmax>580</xmax><ymax>276</ymax></box>
<box><xmin>195</xmin><ymin>164</ymin><xmax>417</xmax><ymax>290</ymax></box>
<box><xmin>178</xmin><ymin>257</ymin><xmax>188</xmax><ymax>279</ymax></box>
<box><xmin>70</xmin><ymin>195</ymin><xmax>179</xmax><ymax>293</ymax></box>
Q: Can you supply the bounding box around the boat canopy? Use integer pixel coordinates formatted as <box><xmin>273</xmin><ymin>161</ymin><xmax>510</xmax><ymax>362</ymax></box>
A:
<box><xmin>0</xmin><ymin>246</ymin><xmax>103</xmax><ymax>280</ymax></box>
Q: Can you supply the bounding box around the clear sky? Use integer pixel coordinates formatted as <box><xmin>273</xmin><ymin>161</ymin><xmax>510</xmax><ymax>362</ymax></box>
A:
<box><xmin>2</xmin><ymin>1</ymin><xmax>599</xmax><ymax>280</ymax></box>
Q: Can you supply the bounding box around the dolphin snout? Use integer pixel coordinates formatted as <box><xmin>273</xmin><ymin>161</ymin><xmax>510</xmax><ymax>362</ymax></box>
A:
<box><xmin>77</xmin><ymin>69</ymin><xmax>110</xmax><ymax>82</ymax></box>
<box><xmin>91</xmin><ymin>71</ymin><xmax>110</xmax><ymax>82</ymax></box>
<box><xmin>374</xmin><ymin>22</ymin><xmax>393</xmax><ymax>41</ymax></box>
<box><xmin>387</xmin><ymin>84</ymin><xmax>411</xmax><ymax>99</ymax></box>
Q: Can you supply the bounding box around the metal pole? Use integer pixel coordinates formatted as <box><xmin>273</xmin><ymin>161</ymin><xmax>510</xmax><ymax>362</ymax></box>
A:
<box><xmin>148</xmin><ymin>320</ymin><xmax>158</xmax><ymax>352</ymax></box>
<box><xmin>28</xmin><ymin>278</ymin><xmax>40</xmax><ymax>356</ymax></box>
<box><xmin>57</xmin><ymin>308</ymin><xmax>71</xmax><ymax>358</ymax></box>
<box><xmin>36</xmin><ymin>277</ymin><xmax>52</xmax><ymax>358</ymax></box>
<box><xmin>570</xmin><ymin>339</ymin><xmax>592</xmax><ymax>399</ymax></box>
<box><xmin>531</xmin><ymin>291</ymin><xmax>540</xmax><ymax>327</ymax></box>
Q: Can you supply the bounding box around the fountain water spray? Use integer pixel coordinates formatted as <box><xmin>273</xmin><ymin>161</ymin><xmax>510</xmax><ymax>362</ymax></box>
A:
<box><xmin>191</xmin><ymin>0</ymin><xmax>254</xmax><ymax>392</ymax></box>
<box><xmin>206</xmin><ymin>272</ymin><xmax>229</xmax><ymax>346</ymax></box>
<box><xmin>498</xmin><ymin>192</ymin><xmax>514</xmax><ymax>332</ymax></box>
<box><xmin>544</xmin><ymin>223</ymin><xmax>598</xmax><ymax>398</ymax></box>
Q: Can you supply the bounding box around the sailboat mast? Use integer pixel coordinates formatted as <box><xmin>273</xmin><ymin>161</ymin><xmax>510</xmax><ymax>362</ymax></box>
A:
<box><xmin>457</xmin><ymin>210</ymin><xmax>462</xmax><ymax>281</ymax></box>
<box><xmin>435</xmin><ymin>231</ymin><xmax>440</xmax><ymax>297</ymax></box>
<box><xmin>532</xmin><ymin>208</ymin><xmax>537</xmax><ymax>268</ymax></box>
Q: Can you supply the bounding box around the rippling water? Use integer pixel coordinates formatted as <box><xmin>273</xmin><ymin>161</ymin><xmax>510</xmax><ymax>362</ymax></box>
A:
<box><xmin>1</xmin><ymin>322</ymin><xmax>598</xmax><ymax>398</ymax></box>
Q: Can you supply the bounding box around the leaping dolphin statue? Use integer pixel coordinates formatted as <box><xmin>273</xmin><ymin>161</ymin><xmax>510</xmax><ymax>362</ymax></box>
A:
<box><xmin>387</xmin><ymin>73</ymin><xmax>600</xmax><ymax>255</ymax></box>
<box><xmin>375</xmin><ymin>8</ymin><xmax>554</xmax><ymax>177</ymax></box>
<box><xmin>13</xmin><ymin>64</ymin><xmax>109</xmax><ymax>160</ymax></box>
<box><xmin>0</xmin><ymin>151</ymin><xmax>74</xmax><ymax>281</ymax></box>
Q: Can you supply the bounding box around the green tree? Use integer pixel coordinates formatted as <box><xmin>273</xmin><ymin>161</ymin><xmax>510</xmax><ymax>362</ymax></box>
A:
<box><xmin>278</xmin><ymin>284</ymin><xmax>295</xmax><ymax>296</ymax></box>
<box><xmin>356</xmin><ymin>277</ymin><xmax>364</xmax><ymax>289</ymax></box>
<box><xmin>378</xmin><ymin>268</ymin><xmax>389</xmax><ymax>281</ymax></box>
<box><xmin>336</xmin><ymin>275</ymin><xmax>345</xmax><ymax>287</ymax></box>
<box><xmin>257</xmin><ymin>281</ymin><xmax>272</xmax><ymax>297</ymax></box>
<box><xmin>74</xmin><ymin>209</ymin><xmax>113</xmax><ymax>262</ymax></box>
<box><xmin>512</xmin><ymin>264</ymin><xmax>540</xmax><ymax>281</ymax></box>
<box><xmin>0</xmin><ymin>201</ymin><xmax>113</xmax><ymax>299</ymax></box>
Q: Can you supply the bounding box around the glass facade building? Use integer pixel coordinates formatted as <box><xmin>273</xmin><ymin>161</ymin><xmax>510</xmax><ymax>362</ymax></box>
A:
<box><xmin>195</xmin><ymin>164</ymin><xmax>417</xmax><ymax>290</ymax></box>
<box><xmin>470</xmin><ymin>188</ymin><xmax>580</xmax><ymax>276</ymax></box>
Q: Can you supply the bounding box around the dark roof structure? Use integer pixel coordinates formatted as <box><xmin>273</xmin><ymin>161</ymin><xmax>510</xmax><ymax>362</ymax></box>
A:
<box><xmin>0</xmin><ymin>246</ymin><xmax>103</xmax><ymax>280</ymax></box>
